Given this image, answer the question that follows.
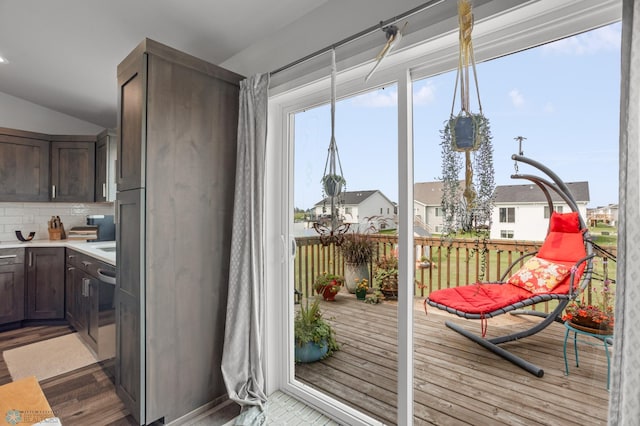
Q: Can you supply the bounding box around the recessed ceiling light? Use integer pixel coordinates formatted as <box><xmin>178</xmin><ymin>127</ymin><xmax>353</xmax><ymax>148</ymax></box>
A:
<box><xmin>0</xmin><ymin>56</ymin><xmax>8</xmax><ymax>64</ymax></box>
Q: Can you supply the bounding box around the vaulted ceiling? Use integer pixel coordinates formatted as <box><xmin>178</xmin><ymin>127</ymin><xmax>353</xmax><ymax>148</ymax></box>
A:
<box><xmin>0</xmin><ymin>1</ymin><xmax>621</xmax><ymax>130</ymax></box>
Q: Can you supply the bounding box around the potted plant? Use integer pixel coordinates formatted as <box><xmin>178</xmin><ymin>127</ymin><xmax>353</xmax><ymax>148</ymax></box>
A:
<box><xmin>294</xmin><ymin>299</ymin><xmax>339</xmax><ymax>363</ymax></box>
<box><xmin>321</xmin><ymin>173</ymin><xmax>346</xmax><ymax>197</ymax></box>
<box><xmin>374</xmin><ymin>254</ymin><xmax>399</xmax><ymax>300</ymax></box>
<box><xmin>313</xmin><ymin>272</ymin><xmax>344</xmax><ymax>301</ymax></box>
<box><xmin>562</xmin><ymin>277</ymin><xmax>615</xmax><ymax>335</ymax></box>
<box><xmin>355</xmin><ymin>278</ymin><xmax>368</xmax><ymax>300</ymax></box>
<box><xmin>418</xmin><ymin>255</ymin><xmax>431</xmax><ymax>269</ymax></box>
<box><xmin>339</xmin><ymin>233</ymin><xmax>374</xmax><ymax>293</ymax></box>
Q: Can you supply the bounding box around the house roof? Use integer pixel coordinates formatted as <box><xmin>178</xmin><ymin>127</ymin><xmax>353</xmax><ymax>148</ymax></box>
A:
<box><xmin>314</xmin><ymin>190</ymin><xmax>393</xmax><ymax>207</ymax></box>
<box><xmin>493</xmin><ymin>181</ymin><xmax>590</xmax><ymax>203</ymax></box>
<box><xmin>414</xmin><ymin>181</ymin><xmax>463</xmax><ymax>206</ymax></box>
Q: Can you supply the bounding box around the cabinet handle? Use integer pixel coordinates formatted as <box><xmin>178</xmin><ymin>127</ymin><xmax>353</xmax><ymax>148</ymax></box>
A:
<box><xmin>82</xmin><ymin>278</ymin><xmax>90</xmax><ymax>297</ymax></box>
<box><xmin>68</xmin><ymin>255</ymin><xmax>75</xmax><ymax>261</ymax></box>
<box><xmin>81</xmin><ymin>260</ymin><xmax>92</xmax><ymax>268</ymax></box>
<box><xmin>52</xmin><ymin>185</ymin><xmax>56</xmax><ymax>199</ymax></box>
<box><xmin>28</xmin><ymin>251</ymin><xmax>33</xmax><ymax>267</ymax></box>
<box><xmin>102</xmin><ymin>183</ymin><xmax>107</xmax><ymax>198</ymax></box>
<box><xmin>0</xmin><ymin>254</ymin><xmax>17</xmax><ymax>259</ymax></box>
<box><xmin>67</xmin><ymin>266</ymin><xmax>75</xmax><ymax>271</ymax></box>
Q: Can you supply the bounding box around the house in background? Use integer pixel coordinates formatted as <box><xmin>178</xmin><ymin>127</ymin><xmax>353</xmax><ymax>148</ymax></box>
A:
<box><xmin>588</xmin><ymin>203</ymin><xmax>619</xmax><ymax>226</ymax></box>
<box><xmin>490</xmin><ymin>181</ymin><xmax>590</xmax><ymax>241</ymax></box>
<box><xmin>312</xmin><ymin>190</ymin><xmax>396</xmax><ymax>229</ymax></box>
<box><xmin>413</xmin><ymin>181</ymin><xmax>463</xmax><ymax>234</ymax></box>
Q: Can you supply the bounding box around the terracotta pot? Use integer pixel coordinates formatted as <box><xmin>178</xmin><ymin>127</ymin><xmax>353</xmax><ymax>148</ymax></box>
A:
<box><xmin>321</xmin><ymin>285</ymin><xmax>339</xmax><ymax>301</ymax></box>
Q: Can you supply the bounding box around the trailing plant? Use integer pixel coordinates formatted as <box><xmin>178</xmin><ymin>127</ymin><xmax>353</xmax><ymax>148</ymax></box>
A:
<box><xmin>439</xmin><ymin>114</ymin><xmax>495</xmax><ymax>278</ymax></box>
<box><xmin>294</xmin><ymin>299</ymin><xmax>339</xmax><ymax>356</ymax></box>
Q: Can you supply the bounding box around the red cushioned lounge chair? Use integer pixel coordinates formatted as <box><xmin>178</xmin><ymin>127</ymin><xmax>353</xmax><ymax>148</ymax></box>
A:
<box><xmin>426</xmin><ymin>154</ymin><xmax>595</xmax><ymax>377</ymax></box>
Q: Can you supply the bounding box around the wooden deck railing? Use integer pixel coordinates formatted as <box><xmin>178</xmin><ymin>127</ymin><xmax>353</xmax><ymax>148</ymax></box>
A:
<box><xmin>294</xmin><ymin>235</ymin><xmax>617</xmax><ymax>313</ymax></box>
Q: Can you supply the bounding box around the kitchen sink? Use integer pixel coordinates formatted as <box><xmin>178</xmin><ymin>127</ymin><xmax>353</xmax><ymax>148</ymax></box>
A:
<box><xmin>98</xmin><ymin>246</ymin><xmax>117</xmax><ymax>252</ymax></box>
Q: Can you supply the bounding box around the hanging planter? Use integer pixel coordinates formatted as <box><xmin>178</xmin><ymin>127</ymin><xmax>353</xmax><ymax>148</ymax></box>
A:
<box><xmin>315</xmin><ymin>48</ymin><xmax>349</xmax><ymax>246</ymax></box>
<box><xmin>322</xmin><ymin>173</ymin><xmax>346</xmax><ymax>197</ymax></box>
<box><xmin>440</xmin><ymin>0</ymin><xmax>495</xmax><ymax>231</ymax></box>
<box><xmin>450</xmin><ymin>112</ymin><xmax>484</xmax><ymax>152</ymax></box>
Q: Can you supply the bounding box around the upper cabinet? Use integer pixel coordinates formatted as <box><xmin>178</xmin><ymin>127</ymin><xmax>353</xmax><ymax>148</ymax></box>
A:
<box><xmin>50</xmin><ymin>136</ymin><xmax>96</xmax><ymax>202</ymax></box>
<box><xmin>95</xmin><ymin>129</ymin><xmax>117</xmax><ymax>202</ymax></box>
<box><xmin>0</xmin><ymin>127</ymin><xmax>99</xmax><ymax>202</ymax></box>
<box><xmin>0</xmin><ymin>128</ymin><xmax>50</xmax><ymax>201</ymax></box>
<box><xmin>117</xmin><ymin>55</ymin><xmax>144</xmax><ymax>192</ymax></box>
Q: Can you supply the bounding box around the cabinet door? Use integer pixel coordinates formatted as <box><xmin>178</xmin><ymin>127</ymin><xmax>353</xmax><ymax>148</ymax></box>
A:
<box><xmin>95</xmin><ymin>129</ymin><xmax>117</xmax><ymax>202</ymax></box>
<box><xmin>117</xmin><ymin>55</ymin><xmax>146</xmax><ymax>191</ymax></box>
<box><xmin>0</xmin><ymin>263</ymin><xmax>25</xmax><ymax>324</ymax></box>
<box><xmin>95</xmin><ymin>135</ymin><xmax>107</xmax><ymax>202</ymax></box>
<box><xmin>25</xmin><ymin>248</ymin><xmax>65</xmax><ymax>320</ymax></box>
<box><xmin>115</xmin><ymin>188</ymin><xmax>144</xmax><ymax>423</ymax></box>
<box><xmin>86</xmin><ymin>276</ymin><xmax>99</xmax><ymax>351</ymax></box>
<box><xmin>0</xmin><ymin>134</ymin><xmax>50</xmax><ymax>201</ymax></box>
<box><xmin>50</xmin><ymin>141</ymin><xmax>96</xmax><ymax>202</ymax></box>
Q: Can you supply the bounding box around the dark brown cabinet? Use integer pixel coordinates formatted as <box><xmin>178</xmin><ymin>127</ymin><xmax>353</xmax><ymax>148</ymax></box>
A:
<box><xmin>0</xmin><ymin>249</ymin><xmax>25</xmax><ymax>325</ymax></box>
<box><xmin>95</xmin><ymin>129</ymin><xmax>117</xmax><ymax>202</ymax></box>
<box><xmin>25</xmin><ymin>247</ymin><xmax>65</xmax><ymax>320</ymax></box>
<box><xmin>0</xmin><ymin>127</ymin><xmax>98</xmax><ymax>202</ymax></box>
<box><xmin>65</xmin><ymin>251</ymin><xmax>85</xmax><ymax>331</ymax></box>
<box><xmin>66</xmin><ymin>248</ymin><xmax>116</xmax><ymax>360</ymax></box>
<box><xmin>50</xmin><ymin>138</ymin><xmax>96</xmax><ymax>202</ymax></box>
<box><xmin>0</xmin><ymin>129</ymin><xmax>50</xmax><ymax>201</ymax></box>
<box><xmin>116</xmin><ymin>38</ymin><xmax>241</xmax><ymax>425</ymax></box>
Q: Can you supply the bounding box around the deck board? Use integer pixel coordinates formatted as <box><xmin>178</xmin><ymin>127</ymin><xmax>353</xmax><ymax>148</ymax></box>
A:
<box><xmin>295</xmin><ymin>295</ymin><xmax>610</xmax><ymax>425</ymax></box>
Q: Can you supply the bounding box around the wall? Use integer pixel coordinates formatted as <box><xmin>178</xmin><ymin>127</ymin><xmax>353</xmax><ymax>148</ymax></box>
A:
<box><xmin>0</xmin><ymin>91</ymin><xmax>103</xmax><ymax>135</ymax></box>
<box><xmin>0</xmin><ymin>202</ymin><xmax>114</xmax><ymax>243</ymax></box>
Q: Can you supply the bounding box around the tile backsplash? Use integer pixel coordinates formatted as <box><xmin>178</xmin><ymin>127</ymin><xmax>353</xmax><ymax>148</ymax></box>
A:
<box><xmin>0</xmin><ymin>202</ymin><xmax>115</xmax><ymax>242</ymax></box>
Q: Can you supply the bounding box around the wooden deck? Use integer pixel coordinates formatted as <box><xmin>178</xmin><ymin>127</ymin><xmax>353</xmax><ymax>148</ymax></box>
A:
<box><xmin>295</xmin><ymin>294</ymin><xmax>611</xmax><ymax>426</ymax></box>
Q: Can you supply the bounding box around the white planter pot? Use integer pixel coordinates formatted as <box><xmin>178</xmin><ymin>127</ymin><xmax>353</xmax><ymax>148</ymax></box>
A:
<box><xmin>344</xmin><ymin>262</ymin><xmax>369</xmax><ymax>294</ymax></box>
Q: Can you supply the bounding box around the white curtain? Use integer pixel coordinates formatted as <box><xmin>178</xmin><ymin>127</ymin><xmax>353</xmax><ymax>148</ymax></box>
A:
<box><xmin>221</xmin><ymin>73</ymin><xmax>269</xmax><ymax>425</ymax></box>
<box><xmin>609</xmin><ymin>1</ymin><xmax>640</xmax><ymax>424</ymax></box>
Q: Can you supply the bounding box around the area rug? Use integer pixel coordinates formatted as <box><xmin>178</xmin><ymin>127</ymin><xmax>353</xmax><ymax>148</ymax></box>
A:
<box><xmin>3</xmin><ymin>333</ymin><xmax>97</xmax><ymax>381</ymax></box>
<box><xmin>0</xmin><ymin>376</ymin><xmax>57</xmax><ymax>425</ymax></box>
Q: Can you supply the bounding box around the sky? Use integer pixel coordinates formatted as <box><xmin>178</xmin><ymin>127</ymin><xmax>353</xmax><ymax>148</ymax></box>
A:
<box><xmin>294</xmin><ymin>22</ymin><xmax>621</xmax><ymax>211</ymax></box>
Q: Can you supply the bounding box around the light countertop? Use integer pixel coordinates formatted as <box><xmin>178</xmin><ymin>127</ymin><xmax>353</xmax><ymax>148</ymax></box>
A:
<box><xmin>0</xmin><ymin>240</ymin><xmax>116</xmax><ymax>266</ymax></box>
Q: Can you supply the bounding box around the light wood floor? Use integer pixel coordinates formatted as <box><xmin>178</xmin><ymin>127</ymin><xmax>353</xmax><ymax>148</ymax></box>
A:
<box><xmin>296</xmin><ymin>294</ymin><xmax>611</xmax><ymax>426</ymax></box>
<box><xmin>0</xmin><ymin>324</ymin><xmax>138</xmax><ymax>425</ymax></box>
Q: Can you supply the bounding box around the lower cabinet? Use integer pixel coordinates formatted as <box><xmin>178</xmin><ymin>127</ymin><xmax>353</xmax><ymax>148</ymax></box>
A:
<box><xmin>25</xmin><ymin>247</ymin><xmax>65</xmax><ymax>320</ymax></box>
<box><xmin>0</xmin><ymin>249</ymin><xmax>25</xmax><ymax>325</ymax></box>
<box><xmin>66</xmin><ymin>249</ymin><xmax>115</xmax><ymax>358</ymax></box>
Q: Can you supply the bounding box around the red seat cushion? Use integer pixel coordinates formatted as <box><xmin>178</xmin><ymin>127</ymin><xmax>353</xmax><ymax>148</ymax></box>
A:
<box><xmin>428</xmin><ymin>283</ymin><xmax>534</xmax><ymax>314</ymax></box>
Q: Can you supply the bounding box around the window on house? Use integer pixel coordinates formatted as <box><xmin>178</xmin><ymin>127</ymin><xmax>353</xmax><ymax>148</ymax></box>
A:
<box><xmin>345</xmin><ymin>207</ymin><xmax>352</xmax><ymax>215</ymax></box>
<box><xmin>499</xmin><ymin>207</ymin><xmax>515</xmax><ymax>223</ymax></box>
<box><xmin>435</xmin><ymin>207</ymin><xmax>442</xmax><ymax>217</ymax></box>
<box><xmin>501</xmin><ymin>230</ymin><xmax>515</xmax><ymax>239</ymax></box>
<box><xmin>387</xmin><ymin>208</ymin><xmax>390</xmax><ymax>214</ymax></box>
<box><xmin>380</xmin><ymin>208</ymin><xmax>383</xmax><ymax>214</ymax></box>
<box><xmin>544</xmin><ymin>205</ymin><xmax>564</xmax><ymax>218</ymax></box>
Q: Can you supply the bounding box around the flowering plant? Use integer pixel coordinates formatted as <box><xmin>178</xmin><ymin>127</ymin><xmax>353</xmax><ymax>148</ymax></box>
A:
<box><xmin>355</xmin><ymin>278</ymin><xmax>369</xmax><ymax>292</ymax></box>
<box><xmin>562</xmin><ymin>277</ymin><xmax>615</xmax><ymax>331</ymax></box>
<box><xmin>313</xmin><ymin>272</ymin><xmax>344</xmax><ymax>295</ymax></box>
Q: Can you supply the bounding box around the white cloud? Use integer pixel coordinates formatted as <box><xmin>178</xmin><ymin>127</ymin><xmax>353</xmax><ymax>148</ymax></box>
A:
<box><xmin>413</xmin><ymin>82</ymin><xmax>436</xmax><ymax>106</ymax></box>
<box><xmin>541</xmin><ymin>24</ymin><xmax>621</xmax><ymax>56</ymax></box>
<box><xmin>543</xmin><ymin>102</ymin><xmax>555</xmax><ymax>113</ymax></box>
<box><xmin>509</xmin><ymin>89</ymin><xmax>525</xmax><ymax>107</ymax></box>
<box><xmin>351</xmin><ymin>89</ymin><xmax>397</xmax><ymax>107</ymax></box>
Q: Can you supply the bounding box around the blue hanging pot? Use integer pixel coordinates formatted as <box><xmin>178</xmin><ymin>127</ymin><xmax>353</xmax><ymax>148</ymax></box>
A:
<box><xmin>450</xmin><ymin>113</ymin><xmax>482</xmax><ymax>152</ymax></box>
